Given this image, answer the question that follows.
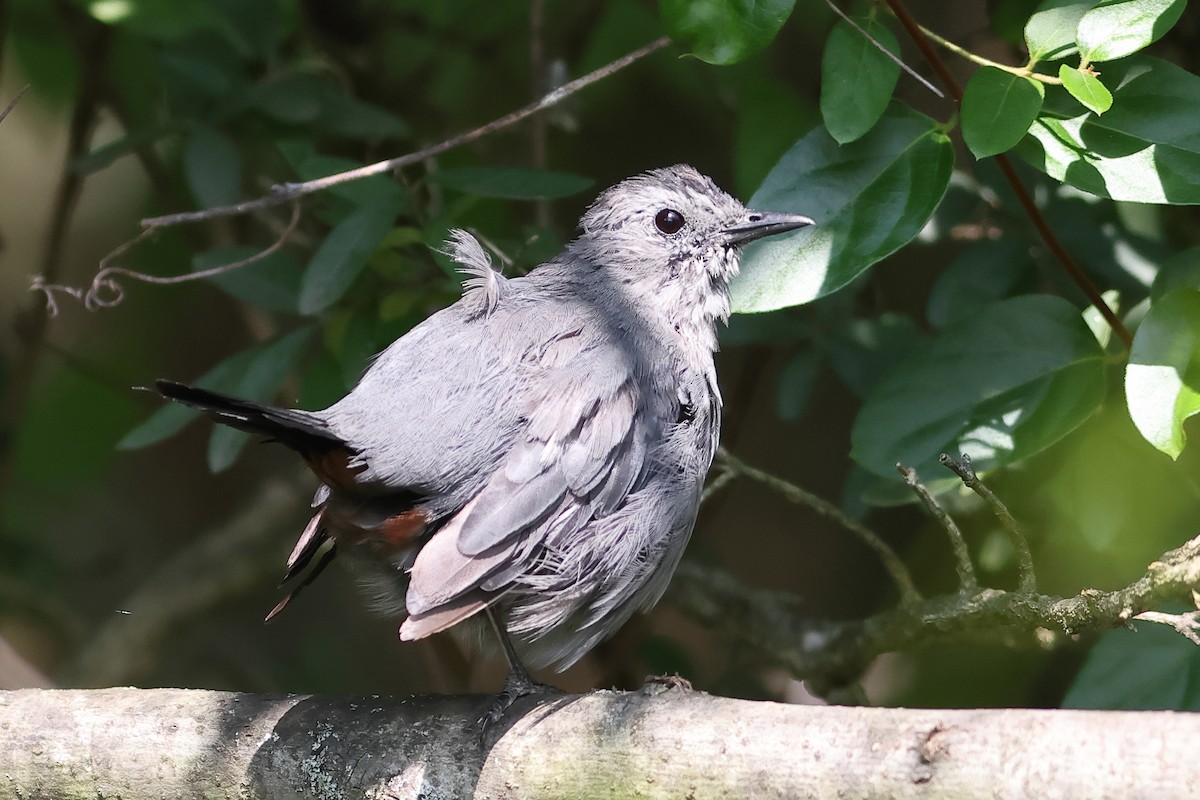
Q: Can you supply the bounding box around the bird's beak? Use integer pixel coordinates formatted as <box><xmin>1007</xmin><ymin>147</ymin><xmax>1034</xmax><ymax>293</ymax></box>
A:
<box><xmin>723</xmin><ymin>210</ymin><xmax>814</xmax><ymax>246</ymax></box>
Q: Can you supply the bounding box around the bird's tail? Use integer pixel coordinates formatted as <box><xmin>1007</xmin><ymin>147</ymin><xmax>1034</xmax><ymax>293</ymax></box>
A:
<box><xmin>155</xmin><ymin>379</ymin><xmax>344</xmax><ymax>458</ymax></box>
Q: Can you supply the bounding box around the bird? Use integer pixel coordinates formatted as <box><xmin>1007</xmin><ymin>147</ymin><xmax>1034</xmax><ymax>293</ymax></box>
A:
<box><xmin>156</xmin><ymin>164</ymin><xmax>812</xmax><ymax>721</ymax></box>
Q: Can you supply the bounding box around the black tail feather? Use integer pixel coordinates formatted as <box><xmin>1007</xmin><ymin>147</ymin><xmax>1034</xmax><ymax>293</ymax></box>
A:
<box><xmin>155</xmin><ymin>379</ymin><xmax>346</xmax><ymax>458</ymax></box>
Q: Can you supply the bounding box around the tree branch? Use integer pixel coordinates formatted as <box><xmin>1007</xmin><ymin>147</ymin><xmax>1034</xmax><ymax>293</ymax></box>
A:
<box><xmin>670</xmin><ymin>533</ymin><xmax>1200</xmax><ymax>690</ymax></box>
<box><xmin>137</xmin><ymin>36</ymin><xmax>671</xmax><ymax>229</ymax></box>
<box><xmin>1</xmin><ymin>687</ymin><xmax>1197</xmax><ymax>799</ymax></box>
<box><xmin>899</xmin><ymin>462</ymin><xmax>978</xmax><ymax>592</ymax></box>
<box><xmin>940</xmin><ymin>453</ymin><xmax>1037</xmax><ymax>593</ymax></box>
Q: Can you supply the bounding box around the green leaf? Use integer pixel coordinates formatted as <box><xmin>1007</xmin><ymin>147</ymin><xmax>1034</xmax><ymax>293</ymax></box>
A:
<box><xmin>776</xmin><ymin>348</ymin><xmax>821</xmax><ymax>421</ymax></box>
<box><xmin>660</xmin><ymin>0</ymin><xmax>796</xmax><ymax>65</ymax></box>
<box><xmin>117</xmin><ymin>349</ymin><xmax>260</xmax><ymax>451</ymax></box>
<box><xmin>1016</xmin><ymin>57</ymin><xmax>1200</xmax><ymax>203</ymax></box>
<box><xmin>192</xmin><ymin>246</ymin><xmax>303</xmax><ymax>313</ymax></box>
<box><xmin>1064</xmin><ymin>613</ymin><xmax>1200</xmax><ymax>710</ymax></box>
<box><xmin>927</xmin><ymin>237</ymin><xmax>1033</xmax><ymax>328</ymax></box>
<box><xmin>253</xmin><ymin>72</ymin><xmax>329</xmax><ymax>124</ymax></box>
<box><xmin>319</xmin><ymin>95</ymin><xmax>410</xmax><ymax>140</ymax></box>
<box><xmin>1125</xmin><ymin>288</ymin><xmax>1200</xmax><ymax>459</ymax></box>
<box><xmin>819</xmin><ymin>16</ymin><xmax>901</xmax><ymax>145</ymax></box>
<box><xmin>962</xmin><ymin>67</ymin><xmax>1046</xmax><ymax>157</ymax></box>
<box><xmin>183</xmin><ymin>126</ymin><xmax>242</xmax><ymax>207</ymax></box>
<box><xmin>851</xmin><ymin>295</ymin><xmax>1106</xmax><ymax>483</ymax></box>
<box><xmin>71</xmin><ymin>123</ymin><xmax>177</xmax><ymax>174</ymax></box>
<box><xmin>822</xmin><ymin>313</ymin><xmax>929</xmax><ymax>399</ymax></box>
<box><xmin>9</xmin><ymin>0</ymin><xmax>81</xmax><ymax>103</ymax></box>
<box><xmin>207</xmin><ymin>328</ymin><xmax>315</xmax><ymax>472</ymax></box>
<box><xmin>299</xmin><ymin>203</ymin><xmax>399</xmax><ymax>315</ymax></box>
<box><xmin>1024</xmin><ymin>0</ymin><xmax>1098</xmax><ymax>63</ymax></box>
<box><xmin>733</xmin><ymin>74</ymin><xmax>817</xmax><ymax>196</ymax></box>
<box><xmin>1082</xmin><ymin>289</ymin><xmax>1122</xmax><ymax>348</ymax></box>
<box><xmin>1058</xmin><ymin>64</ymin><xmax>1113</xmax><ymax>114</ymax></box>
<box><xmin>994</xmin><ymin>0</ymin><xmax>1046</xmax><ymax>45</ymax></box>
<box><xmin>427</xmin><ymin>167</ymin><xmax>594</xmax><ymax>200</ymax></box>
<box><xmin>732</xmin><ymin>103</ymin><xmax>954</xmax><ymax>313</ymax></box>
<box><xmin>1150</xmin><ymin>245</ymin><xmax>1200</xmax><ymax>298</ymax></box>
<box><xmin>1079</xmin><ymin>58</ymin><xmax>1200</xmax><ymax>155</ymax></box>
<box><xmin>1077</xmin><ymin>0</ymin><xmax>1187</xmax><ymax>63</ymax></box>
<box><xmin>1020</xmin><ymin>114</ymin><xmax>1200</xmax><ymax>202</ymax></box>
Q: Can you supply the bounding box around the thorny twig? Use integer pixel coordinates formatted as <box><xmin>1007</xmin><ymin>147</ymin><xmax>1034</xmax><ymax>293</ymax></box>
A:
<box><xmin>31</xmin><ymin>204</ymin><xmax>302</xmax><ymax>316</ymax></box>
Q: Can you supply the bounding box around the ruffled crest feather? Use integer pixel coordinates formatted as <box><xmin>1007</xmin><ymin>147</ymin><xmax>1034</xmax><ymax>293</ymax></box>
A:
<box><xmin>444</xmin><ymin>228</ymin><xmax>506</xmax><ymax>318</ymax></box>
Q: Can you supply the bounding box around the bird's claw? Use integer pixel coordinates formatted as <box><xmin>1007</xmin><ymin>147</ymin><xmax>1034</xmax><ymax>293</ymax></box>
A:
<box><xmin>477</xmin><ymin>667</ymin><xmax>561</xmax><ymax>734</ymax></box>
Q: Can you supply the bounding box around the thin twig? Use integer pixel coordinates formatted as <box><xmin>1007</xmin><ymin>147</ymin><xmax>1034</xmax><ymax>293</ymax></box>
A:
<box><xmin>915</xmin><ymin>22</ymin><xmax>1061</xmax><ymax>85</ymax></box>
<box><xmin>939</xmin><ymin>453</ymin><xmax>1036</xmax><ymax>593</ymax></box>
<box><xmin>139</xmin><ymin>36</ymin><xmax>672</xmax><ymax>229</ymax></box>
<box><xmin>716</xmin><ymin>448</ymin><xmax>921</xmax><ymax>605</ymax></box>
<box><xmin>898</xmin><ymin>463</ymin><xmax>977</xmax><ymax>592</ymax></box>
<box><xmin>32</xmin><ymin>204</ymin><xmax>302</xmax><ymax>314</ymax></box>
<box><xmin>0</xmin><ymin>84</ymin><xmax>30</xmax><ymax>126</ymax></box>
<box><xmin>881</xmin><ymin>0</ymin><xmax>1132</xmax><ymax>349</ymax></box>
<box><xmin>700</xmin><ymin>468</ymin><xmax>737</xmax><ymax>505</ymax></box>
<box><xmin>824</xmin><ymin>1</ymin><xmax>943</xmax><ymax>98</ymax></box>
<box><xmin>1132</xmin><ymin>610</ymin><xmax>1200</xmax><ymax>645</ymax></box>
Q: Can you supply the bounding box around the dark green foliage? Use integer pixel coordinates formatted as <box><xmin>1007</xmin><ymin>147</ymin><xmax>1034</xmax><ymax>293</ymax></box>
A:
<box><xmin>5</xmin><ymin>0</ymin><xmax>1200</xmax><ymax>714</ymax></box>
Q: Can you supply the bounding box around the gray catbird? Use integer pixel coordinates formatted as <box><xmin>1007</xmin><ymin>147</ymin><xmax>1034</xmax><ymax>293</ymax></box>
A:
<box><xmin>157</xmin><ymin>164</ymin><xmax>812</xmax><ymax>719</ymax></box>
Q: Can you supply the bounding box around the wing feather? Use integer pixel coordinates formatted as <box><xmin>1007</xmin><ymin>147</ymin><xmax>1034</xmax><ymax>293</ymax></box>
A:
<box><xmin>404</xmin><ymin>340</ymin><xmax>652</xmax><ymax>624</ymax></box>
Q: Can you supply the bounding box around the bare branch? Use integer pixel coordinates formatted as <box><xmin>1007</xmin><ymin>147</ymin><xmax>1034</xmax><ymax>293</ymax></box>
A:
<box><xmin>138</xmin><ymin>37</ymin><xmax>672</xmax><ymax>229</ymax></box>
<box><xmin>716</xmin><ymin>448</ymin><xmax>922</xmax><ymax>605</ymax></box>
<box><xmin>940</xmin><ymin>453</ymin><xmax>1037</xmax><ymax>593</ymax></box>
<box><xmin>899</xmin><ymin>462</ymin><xmax>978</xmax><ymax>592</ymax></box>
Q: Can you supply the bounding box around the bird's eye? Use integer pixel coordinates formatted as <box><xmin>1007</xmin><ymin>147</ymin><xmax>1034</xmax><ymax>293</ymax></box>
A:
<box><xmin>654</xmin><ymin>209</ymin><xmax>685</xmax><ymax>235</ymax></box>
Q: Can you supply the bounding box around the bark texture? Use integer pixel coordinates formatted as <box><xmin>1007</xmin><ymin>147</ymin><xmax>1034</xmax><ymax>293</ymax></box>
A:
<box><xmin>1</xmin><ymin>687</ymin><xmax>1197</xmax><ymax>799</ymax></box>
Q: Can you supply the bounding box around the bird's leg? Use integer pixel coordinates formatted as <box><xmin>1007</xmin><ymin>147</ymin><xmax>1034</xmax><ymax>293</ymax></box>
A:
<box><xmin>478</xmin><ymin>607</ymin><xmax>560</xmax><ymax>729</ymax></box>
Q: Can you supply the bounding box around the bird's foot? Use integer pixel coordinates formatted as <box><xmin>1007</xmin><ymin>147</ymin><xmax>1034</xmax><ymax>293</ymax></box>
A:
<box><xmin>640</xmin><ymin>672</ymin><xmax>693</xmax><ymax>695</ymax></box>
<box><xmin>477</xmin><ymin>666</ymin><xmax>561</xmax><ymax>733</ymax></box>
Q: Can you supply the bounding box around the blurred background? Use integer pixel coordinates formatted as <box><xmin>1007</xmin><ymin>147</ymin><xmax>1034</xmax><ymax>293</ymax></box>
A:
<box><xmin>1</xmin><ymin>0</ymin><xmax>1198</xmax><ymax>710</ymax></box>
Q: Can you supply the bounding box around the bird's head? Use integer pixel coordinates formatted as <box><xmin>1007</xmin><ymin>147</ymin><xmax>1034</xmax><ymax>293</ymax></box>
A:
<box><xmin>569</xmin><ymin>164</ymin><xmax>812</xmax><ymax>332</ymax></box>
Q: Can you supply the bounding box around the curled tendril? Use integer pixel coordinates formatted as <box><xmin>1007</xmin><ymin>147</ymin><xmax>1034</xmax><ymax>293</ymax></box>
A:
<box><xmin>30</xmin><ymin>203</ymin><xmax>301</xmax><ymax>315</ymax></box>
